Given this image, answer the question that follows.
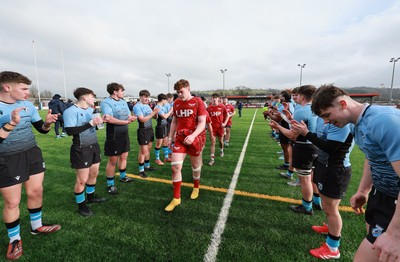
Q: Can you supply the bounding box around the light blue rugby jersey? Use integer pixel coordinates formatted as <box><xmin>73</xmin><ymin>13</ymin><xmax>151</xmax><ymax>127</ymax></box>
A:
<box><xmin>293</xmin><ymin>103</ymin><xmax>317</xmax><ymax>143</ymax></box>
<box><xmin>156</xmin><ymin>104</ymin><xmax>168</xmax><ymax>126</ymax></box>
<box><xmin>315</xmin><ymin>117</ymin><xmax>353</xmax><ymax>167</ymax></box>
<box><xmin>133</xmin><ymin>102</ymin><xmax>153</xmax><ymax>128</ymax></box>
<box><xmin>63</xmin><ymin>105</ymin><xmax>98</xmax><ymax>146</ymax></box>
<box><xmin>354</xmin><ymin>105</ymin><xmax>400</xmax><ymax>198</ymax></box>
<box><xmin>100</xmin><ymin>97</ymin><xmax>130</xmax><ymax>135</ymax></box>
<box><xmin>0</xmin><ymin>101</ymin><xmax>41</xmax><ymax>155</ymax></box>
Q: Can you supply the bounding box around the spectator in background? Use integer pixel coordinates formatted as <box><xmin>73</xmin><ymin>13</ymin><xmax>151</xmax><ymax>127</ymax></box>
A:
<box><xmin>48</xmin><ymin>94</ymin><xmax>66</xmax><ymax>138</ymax></box>
<box><xmin>237</xmin><ymin>100</ymin><xmax>243</xmax><ymax>117</ymax></box>
<box><xmin>65</xmin><ymin>99</ymin><xmax>74</xmax><ymax>109</ymax></box>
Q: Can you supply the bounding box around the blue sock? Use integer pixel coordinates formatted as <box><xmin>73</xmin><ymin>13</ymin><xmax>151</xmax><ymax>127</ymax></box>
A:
<box><xmin>302</xmin><ymin>198</ymin><xmax>312</xmax><ymax>211</ymax></box>
<box><xmin>28</xmin><ymin>207</ymin><xmax>42</xmax><ymax>231</ymax></box>
<box><xmin>313</xmin><ymin>193</ymin><xmax>321</xmax><ymax>206</ymax></box>
<box><xmin>107</xmin><ymin>176</ymin><xmax>115</xmax><ymax>187</ymax></box>
<box><xmin>326</xmin><ymin>234</ymin><xmax>340</xmax><ymax>251</ymax></box>
<box><xmin>144</xmin><ymin>160</ymin><xmax>150</xmax><ymax>168</ymax></box>
<box><xmin>74</xmin><ymin>190</ymin><xmax>85</xmax><ymax>204</ymax></box>
<box><xmin>6</xmin><ymin>219</ymin><xmax>21</xmax><ymax>243</ymax></box>
<box><xmin>86</xmin><ymin>184</ymin><xmax>95</xmax><ymax>195</ymax></box>
<box><xmin>163</xmin><ymin>146</ymin><xmax>169</xmax><ymax>159</ymax></box>
<box><xmin>119</xmin><ymin>169</ymin><xmax>126</xmax><ymax>179</ymax></box>
<box><xmin>155</xmin><ymin>148</ymin><xmax>160</xmax><ymax>160</ymax></box>
<box><xmin>139</xmin><ymin>163</ymin><xmax>145</xmax><ymax>172</ymax></box>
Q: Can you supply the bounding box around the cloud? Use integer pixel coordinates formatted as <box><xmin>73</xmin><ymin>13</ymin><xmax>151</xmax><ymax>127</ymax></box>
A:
<box><xmin>1</xmin><ymin>0</ymin><xmax>399</xmax><ymax>99</ymax></box>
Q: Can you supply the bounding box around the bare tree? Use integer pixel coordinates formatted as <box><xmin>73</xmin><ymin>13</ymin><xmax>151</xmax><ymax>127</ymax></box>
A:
<box><xmin>30</xmin><ymin>86</ymin><xmax>38</xmax><ymax>98</ymax></box>
<box><xmin>41</xmin><ymin>90</ymin><xmax>53</xmax><ymax>99</ymax></box>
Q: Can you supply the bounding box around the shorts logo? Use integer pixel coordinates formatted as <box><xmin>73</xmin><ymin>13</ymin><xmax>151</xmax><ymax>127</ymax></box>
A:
<box><xmin>15</xmin><ymin>176</ymin><xmax>20</xmax><ymax>181</ymax></box>
<box><xmin>42</xmin><ymin>162</ymin><xmax>46</xmax><ymax>168</ymax></box>
<box><xmin>84</xmin><ymin>162</ymin><xmax>88</xmax><ymax>166</ymax></box>
<box><xmin>372</xmin><ymin>224</ymin><xmax>383</xmax><ymax>238</ymax></box>
<box><xmin>318</xmin><ymin>182</ymin><xmax>323</xmax><ymax>191</ymax></box>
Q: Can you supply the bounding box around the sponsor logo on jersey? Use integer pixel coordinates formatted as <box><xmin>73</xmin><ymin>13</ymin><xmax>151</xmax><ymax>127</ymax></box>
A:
<box><xmin>176</xmin><ymin>109</ymin><xmax>194</xmax><ymax>117</ymax></box>
<box><xmin>209</xmin><ymin>111</ymin><xmax>222</xmax><ymax>117</ymax></box>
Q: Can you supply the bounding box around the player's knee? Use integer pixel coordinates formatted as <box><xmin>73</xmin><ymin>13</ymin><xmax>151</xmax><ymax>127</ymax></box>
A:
<box><xmin>192</xmin><ymin>166</ymin><xmax>201</xmax><ymax>173</ymax></box>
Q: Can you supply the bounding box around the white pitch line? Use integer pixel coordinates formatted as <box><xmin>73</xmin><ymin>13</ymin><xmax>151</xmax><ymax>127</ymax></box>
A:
<box><xmin>203</xmin><ymin>109</ymin><xmax>258</xmax><ymax>262</ymax></box>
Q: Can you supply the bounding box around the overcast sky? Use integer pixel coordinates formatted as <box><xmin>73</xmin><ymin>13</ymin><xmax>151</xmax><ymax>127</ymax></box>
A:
<box><xmin>1</xmin><ymin>0</ymin><xmax>400</xmax><ymax>98</ymax></box>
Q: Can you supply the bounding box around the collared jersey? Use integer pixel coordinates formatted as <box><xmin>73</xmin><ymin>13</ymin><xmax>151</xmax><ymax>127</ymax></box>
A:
<box><xmin>315</xmin><ymin>117</ymin><xmax>353</xmax><ymax>167</ymax></box>
<box><xmin>64</xmin><ymin>105</ymin><xmax>98</xmax><ymax>146</ymax></box>
<box><xmin>293</xmin><ymin>103</ymin><xmax>317</xmax><ymax>143</ymax></box>
<box><xmin>224</xmin><ymin>103</ymin><xmax>235</xmax><ymax>126</ymax></box>
<box><xmin>156</xmin><ymin>103</ymin><xmax>169</xmax><ymax>126</ymax></box>
<box><xmin>100</xmin><ymin>97</ymin><xmax>130</xmax><ymax>137</ymax></box>
<box><xmin>0</xmin><ymin>101</ymin><xmax>41</xmax><ymax>155</ymax></box>
<box><xmin>173</xmin><ymin>97</ymin><xmax>207</xmax><ymax>132</ymax></box>
<box><xmin>207</xmin><ymin>104</ymin><xmax>227</xmax><ymax>127</ymax></box>
<box><xmin>354</xmin><ymin>105</ymin><xmax>400</xmax><ymax>198</ymax></box>
<box><xmin>133</xmin><ymin>102</ymin><xmax>153</xmax><ymax>129</ymax></box>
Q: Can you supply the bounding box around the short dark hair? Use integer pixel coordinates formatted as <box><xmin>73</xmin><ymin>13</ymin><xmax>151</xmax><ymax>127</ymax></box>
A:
<box><xmin>298</xmin><ymin>85</ymin><xmax>317</xmax><ymax>101</ymax></box>
<box><xmin>139</xmin><ymin>89</ymin><xmax>150</xmax><ymax>97</ymax></box>
<box><xmin>107</xmin><ymin>82</ymin><xmax>124</xmax><ymax>95</ymax></box>
<box><xmin>73</xmin><ymin>87</ymin><xmax>95</xmax><ymax>100</ymax></box>
<box><xmin>0</xmin><ymin>71</ymin><xmax>31</xmax><ymax>90</ymax></box>
<box><xmin>157</xmin><ymin>93</ymin><xmax>167</xmax><ymax>101</ymax></box>
<box><xmin>280</xmin><ymin>90</ymin><xmax>291</xmax><ymax>102</ymax></box>
<box><xmin>211</xmin><ymin>93</ymin><xmax>220</xmax><ymax>98</ymax></box>
<box><xmin>174</xmin><ymin>79</ymin><xmax>189</xmax><ymax>91</ymax></box>
<box><xmin>312</xmin><ymin>85</ymin><xmax>349</xmax><ymax>116</ymax></box>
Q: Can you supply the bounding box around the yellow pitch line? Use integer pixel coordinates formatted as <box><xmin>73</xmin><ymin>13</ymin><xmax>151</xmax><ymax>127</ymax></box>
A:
<box><xmin>124</xmin><ymin>173</ymin><xmax>354</xmax><ymax>213</ymax></box>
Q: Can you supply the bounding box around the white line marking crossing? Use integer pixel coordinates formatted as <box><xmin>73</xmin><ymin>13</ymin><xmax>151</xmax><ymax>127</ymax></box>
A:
<box><xmin>203</xmin><ymin>109</ymin><xmax>258</xmax><ymax>262</ymax></box>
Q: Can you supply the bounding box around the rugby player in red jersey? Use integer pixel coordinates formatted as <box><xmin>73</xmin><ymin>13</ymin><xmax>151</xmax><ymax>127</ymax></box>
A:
<box><xmin>222</xmin><ymin>97</ymin><xmax>236</xmax><ymax>147</ymax></box>
<box><xmin>164</xmin><ymin>79</ymin><xmax>207</xmax><ymax>212</ymax></box>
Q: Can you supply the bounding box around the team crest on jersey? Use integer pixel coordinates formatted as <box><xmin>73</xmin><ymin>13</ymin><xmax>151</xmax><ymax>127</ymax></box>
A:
<box><xmin>173</xmin><ymin>146</ymin><xmax>180</xmax><ymax>150</ymax></box>
<box><xmin>188</xmin><ymin>103</ymin><xmax>196</xmax><ymax>107</ymax></box>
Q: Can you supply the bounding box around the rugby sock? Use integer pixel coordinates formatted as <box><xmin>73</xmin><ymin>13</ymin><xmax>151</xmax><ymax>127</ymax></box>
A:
<box><xmin>155</xmin><ymin>147</ymin><xmax>161</xmax><ymax>160</ymax></box>
<box><xmin>75</xmin><ymin>190</ymin><xmax>85</xmax><ymax>204</ymax></box>
<box><xmin>86</xmin><ymin>184</ymin><xmax>95</xmax><ymax>200</ymax></box>
<box><xmin>6</xmin><ymin>219</ymin><xmax>21</xmax><ymax>243</ymax></box>
<box><xmin>106</xmin><ymin>176</ymin><xmax>115</xmax><ymax>187</ymax></box>
<box><xmin>162</xmin><ymin>146</ymin><xmax>169</xmax><ymax>159</ymax></box>
<box><xmin>210</xmin><ymin>154</ymin><xmax>215</xmax><ymax>160</ymax></box>
<box><xmin>193</xmin><ymin>177</ymin><xmax>200</xmax><ymax>188</ymax></box>
<box><xmin>139</xmin><ymin>163</ymin><xmax>145</xmax><ymax>172</ymax></box>
<box><xmin>302</xmin><ymin>198</ymin><xmax>313</xmax><ymax>211</ymax></box>
<box><xmin>169</xmin><ymin>144</ymin><xmax>173</xmax><ymax>154</ymax></box>
<box><xmin>313</xmin><ymin>193</ymin><xmax>321</xmax><ymax>206</ymax></box>
<box><xmin>284</xmin><ymin>162</ymin><xmax>289</xmax><ymax>167</ymax></box>
<box><xmin>173</xmin><ymin>180</ymin><xmax>182</xmax><ymax>199</ymax></box>
<box><xmin>144</xmin><ymin>160</ymin><xmax>150</xmax><ymax>168</ymax></box>
<box><xmin>28</xmin><ymin>207</ymin><xmax>42</xmax><ymax>231</ymax></box>
<box><xmin>326</xmin><ymin>234</ymin><xmax>340</xmax><ymax>252</ymax></box>
<box><xmin>286</xmin><ymin>169</ymin><xmax>294</xmax><ymax>177</ymax></box>
<box><xmin>119</xmin><ymin>169</ymin><xmax>127</xmax><ymax>179</ymax></box>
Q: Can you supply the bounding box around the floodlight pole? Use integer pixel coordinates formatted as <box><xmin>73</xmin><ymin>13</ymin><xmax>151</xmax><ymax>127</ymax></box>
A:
<box><xmin>298</xmin><ymin>64</ymin><xmax>306</xmax><ymax>86</ymax></box>
<box><xmin>220</xmin><ymin>69</ymin><xmax>227</xmax><ymax>96</ymax></box>
<box><xmin>389</xmin><ymin>57</ymin><xmax>400</xmax><ymax>104</ymax></box>
<box><xmin>166</xmin><ymin>73</ymin><xmax>171</xmax><ymax>93</ymax></box>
